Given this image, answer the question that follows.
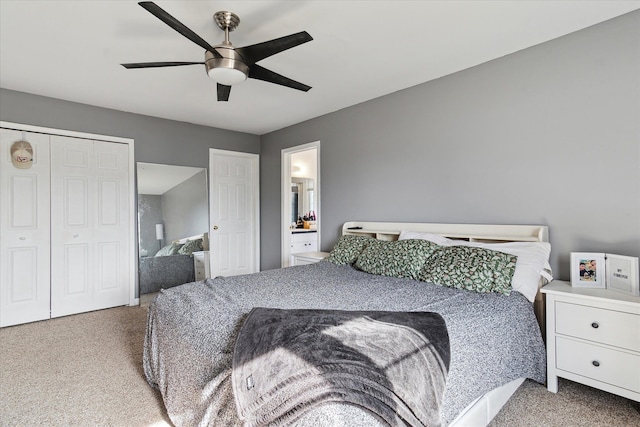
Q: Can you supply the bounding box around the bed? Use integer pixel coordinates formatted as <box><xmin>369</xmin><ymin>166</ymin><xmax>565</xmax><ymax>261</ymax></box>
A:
<box><xmin>143</xmin><ymin>222</ymin><xmax>551</xmax><ymax>426</ymax></box>
<box><xmin>138</xmin><ymin>233</ymin><xmax>208</xmax><ymax>294</ymax></box>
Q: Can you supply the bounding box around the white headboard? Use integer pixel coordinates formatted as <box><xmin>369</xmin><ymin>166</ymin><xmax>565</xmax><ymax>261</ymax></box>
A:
<box><xmin>341</xmin><ymin>221</ymin><xmax>549</xmax><ymax>334</ymax></box>
<box><xmin>175</xmin><ymin>232</ymin><xmax>209</xmax><ymax>251</ymax></box>
<box><xmin>342</xmin><ymin>221</ymin><xmax>548</xmax><ymax>243</ymax></box>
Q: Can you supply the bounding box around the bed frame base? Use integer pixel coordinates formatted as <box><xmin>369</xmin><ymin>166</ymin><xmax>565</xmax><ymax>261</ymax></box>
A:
<box><xmin>449</xmin><ymin>377</ymin><xmax>524</xmax><ymax>426</ymax></box>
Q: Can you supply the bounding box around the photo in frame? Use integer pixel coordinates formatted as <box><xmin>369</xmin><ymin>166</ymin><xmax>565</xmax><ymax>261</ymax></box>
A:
<box><xmin>570</xmin><ymin>252</ymin><xmax>606</xmax><ymax>288</ymax></box>
<box><xmin>606</xmin><ymin>254</ymin><xmax>639</xmax><ymax>296</ymax></box>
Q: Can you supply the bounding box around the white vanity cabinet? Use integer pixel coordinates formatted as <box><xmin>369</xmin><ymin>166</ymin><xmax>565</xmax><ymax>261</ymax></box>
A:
<box><xmin>291</xmin><ymin>231</ymin><xmax>318</xmax><ymax>253</ymax></box>
<box><xmin>193</xmin><ymin>251</ymin><xmax>210</xmax><ymax>281</ymax></box>
<box><xmin>541</xmin><ymin>280</ymin><xmax>640</xmax><ymax>402</ymax></box>
<box><xmin>290</xmin><ymin>231</ymin><xmax>318</xmax><ymax>265</ymax></box>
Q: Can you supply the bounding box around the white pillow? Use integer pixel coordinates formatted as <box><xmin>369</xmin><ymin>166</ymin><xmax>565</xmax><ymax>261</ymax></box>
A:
<box><xmin>398</xmin><ymin>230</ymin><xmax>553</xmax><ymax>302</ymax></box>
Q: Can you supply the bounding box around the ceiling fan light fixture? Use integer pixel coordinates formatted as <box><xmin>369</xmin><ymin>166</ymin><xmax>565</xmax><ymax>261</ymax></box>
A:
<box><xmin>205</xmin><ymin>49</ymin><xmax>249</xmax><ymax>86</ymax></box>
<box><xmin>208</xmin><ymin>67</ymin><xmax>247</xmax><ymax>86</ymax></box>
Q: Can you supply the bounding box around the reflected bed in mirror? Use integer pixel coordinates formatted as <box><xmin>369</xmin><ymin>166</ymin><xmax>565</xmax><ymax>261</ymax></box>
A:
<box><xmin>137</xmin><ymin>162</ymin><xmax>209</xmax><ymax>294</ymax></box>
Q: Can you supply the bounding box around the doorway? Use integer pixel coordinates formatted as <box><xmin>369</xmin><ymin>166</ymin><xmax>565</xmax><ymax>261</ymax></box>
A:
<box><xmin>281</xmin><ymin>141</ymin><xmax>320</xmax><ymax>267</ymax></box>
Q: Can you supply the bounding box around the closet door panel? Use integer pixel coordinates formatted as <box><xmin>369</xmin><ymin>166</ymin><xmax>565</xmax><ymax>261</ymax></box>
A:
<box><xmin>64</xmin><ymin>244</ymin><xmax>89</xmax><ymax>294</ymax></box>
<box><xmin>92</xmin><ymin>141</ymin><xmax>129</xmax><ymax>310</ymax></box>
<box><xmin>64</xmin><ymin>177</ymin><xmax>89</xmax><ymax>227</ymax></box>
<box><xmin>0</xmin><ymin>130</ymin><xmax>51</xmax><ymax>327</ymax></box>
<box><xmin>50</xmin><ymin>136</ymin><xmax>95</xmax><ymax>317</ymax></box>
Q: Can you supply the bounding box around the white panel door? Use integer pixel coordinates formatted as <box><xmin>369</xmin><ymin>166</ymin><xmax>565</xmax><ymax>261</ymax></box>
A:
<box><xmin>92</xmin><ymin>140</ymin><xmax>130</xmax><ymax>310</ymax></box>
<box><xmin>209</xmin><ymin>149</ymin><xmax>259</xmax><ymax>277</ymax></box>
<box><xmin>0</xmin><ymin>130</ymin><xmax>51</xmax><ymax>327</ymax></box>
<box><xmin>50</xmin><ymin>136</ymin><xmax>129</xmax><ymax>317</ymax></box>
<box><xmin>50</xmin><ymin>136</ymin><xmax>93</xmax><ymax>317</ymax></box>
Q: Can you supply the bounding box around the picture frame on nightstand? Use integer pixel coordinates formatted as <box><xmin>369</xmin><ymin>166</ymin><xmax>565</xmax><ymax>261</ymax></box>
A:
<box><xmin>606</xmin><ymin>254</ymin><xmax>639</xmax><ymax>296</ymax></box>
<box><xmin>570</xmin><ymin>252</ymin><xmax>606</xmax><ymax>288</ymax></box>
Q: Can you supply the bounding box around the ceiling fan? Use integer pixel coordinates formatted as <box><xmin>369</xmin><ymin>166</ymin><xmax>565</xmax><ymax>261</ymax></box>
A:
<box><xmin>122</xmin><ymin>1</ymin><xmax>313</xmax><ymax>101</ymax></box>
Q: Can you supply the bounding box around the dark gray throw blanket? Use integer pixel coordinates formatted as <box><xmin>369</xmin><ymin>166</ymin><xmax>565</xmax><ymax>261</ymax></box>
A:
<box><xmin>232</xmin><ymin>307</ymin><xmax>450</xmax><ymax>427</ymax></box>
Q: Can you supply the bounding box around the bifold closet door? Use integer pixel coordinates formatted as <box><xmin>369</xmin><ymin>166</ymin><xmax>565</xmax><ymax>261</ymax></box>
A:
<box><xmin>50</xmin><ymin>136</ymin><xmax>130</xmax><ymax>318</ymax></box>
<box><xmin>0</xmin><ymin>130</ymin><xmax>52</xmax><ymax>327</ymax></box>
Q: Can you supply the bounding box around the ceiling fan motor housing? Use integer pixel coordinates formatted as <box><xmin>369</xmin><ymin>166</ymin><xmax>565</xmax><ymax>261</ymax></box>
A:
<box><xmin>205</xmin><ymin>46</ymin><xmax>249</xmax><ymax>85</ymax></box>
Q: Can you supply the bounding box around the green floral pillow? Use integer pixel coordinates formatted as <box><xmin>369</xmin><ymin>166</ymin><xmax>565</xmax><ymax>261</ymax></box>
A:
<box><xmin>326</xmin><ymin>235</ymin><xmax>374</xmax><ymax>265</ymax></box>
<box><xmin>178</xmin><ymin>238</ymin><xmax>204</xmax><ymax>256</ymax></box>
<box><xmin>155</xmin><ymin>242</ymin><xmax>183</xmax><ymax>257</ymax></box>
<box><xmin>354</xmin><ymin>239</ymin><xmax>439</xmax><ymax>280</ymax></box>
<box><xmin>420</xmin><ymin>245</ymin><xmax>517</xmax><ymax>295</ymax></box>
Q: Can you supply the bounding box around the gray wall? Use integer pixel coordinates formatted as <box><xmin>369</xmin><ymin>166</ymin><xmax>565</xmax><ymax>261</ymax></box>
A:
<box><xmin>138</xmin><ymin>195</ymin><xmax>163</xmax><ymax>257</ymax></box>
<box><xmin>0</xmin><ymin>88</ymin><xmax>260</xmax><ymax>168</ymax></box>
<box><xmin>161</xmin><ymin>170</ymin><xmax>209</xmax><ymax>243</ymax></box>
<box><xmin>259</xmin><ymin>11</ymin><xmax>640</xmax><ymax>279</ymax></box>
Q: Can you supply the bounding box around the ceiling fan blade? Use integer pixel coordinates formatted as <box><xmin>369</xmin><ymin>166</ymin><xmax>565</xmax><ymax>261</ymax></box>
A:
<box><xmin>138</xmin><ymin>1</ymin><xmax>222</xmax><ymax>59</ymax></box>
<box><xmin>121</xmin><ymin>61</ymin><xmax>203</xmax><ymax>69</ymax></box>
<box><xmin>248</xmin><ymin>64</ymin><xmax>311</xmax><ymax>92</ymax></box>
<box><xmin>237</xmin><ymin>31</ymin><xmax>312</xmax><ymax>64</ymax></box>
<box><xmin>217</xmin><ymin>84</ymin><xmax>231</xmax><ymax>102</ymax></box>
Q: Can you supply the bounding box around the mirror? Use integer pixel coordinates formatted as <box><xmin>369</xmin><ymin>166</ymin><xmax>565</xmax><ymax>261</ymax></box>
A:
<box><xmin>290</xmin><ymin>148</ymin><xmax>318</xmax><ymax>227</ymax></box>
<box><xmin>137</xmin><ymin>162</ymin><xmax>208</xmax><ymax>295</ymax></box>
<box><xmin>291</xmin><ymin>178</ymin><xmax>314</xmax><ymax>223</ymax></box>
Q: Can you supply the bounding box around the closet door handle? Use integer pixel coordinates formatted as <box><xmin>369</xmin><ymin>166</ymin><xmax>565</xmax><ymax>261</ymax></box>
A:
<box><xmin>591</xmin><ymin>322</ymin><xmax>599</xmax><ymax>329</ymax></box>
<box><xmin>19</xmin><ymin>236</ymin><xmax>26</xmax><ymax>240</ymax></box>
<box><xmin>592</xmin><ymin>360</ymin><xmax>600</xmax><ymax>367</ymax></box>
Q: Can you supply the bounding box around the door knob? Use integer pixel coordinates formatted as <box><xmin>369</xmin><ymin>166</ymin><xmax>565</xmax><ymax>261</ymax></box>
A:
<box><xmin>213</xmin><ymin>226</ymin><xmax>219</xmax><ymax>230</ymax></box>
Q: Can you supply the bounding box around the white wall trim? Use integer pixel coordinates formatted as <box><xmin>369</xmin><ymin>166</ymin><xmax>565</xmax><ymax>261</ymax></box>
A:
<box><xmin>281</xmin><ymin>141</ymin><xmax>321</xmax><ymax>267</ymax></box>
<box><xmin>1</xmin><ymin>121</ymin><xmax>139</xmax><ymax>306</ymax></box>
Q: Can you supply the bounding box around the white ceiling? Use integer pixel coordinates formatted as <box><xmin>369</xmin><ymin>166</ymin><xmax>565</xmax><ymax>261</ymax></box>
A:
<box><xmin>1</xmin><ymin>1</ymin><xmax>638</xmax><ymax>135</ymax></box>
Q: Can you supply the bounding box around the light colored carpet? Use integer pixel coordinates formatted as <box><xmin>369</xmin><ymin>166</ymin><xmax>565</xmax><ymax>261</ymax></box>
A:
<box><xmin>0</xmin><ymin>301</ymin><xmax>638</xmax><ymax>426</ymax></box>
<box><xmin>490</xmin><ymin>378</ymin><xmax>639</xmax><ymax>427</ymax></box>
<box><xmin>0</xmin><ymin>303</ymin><xmax>170</xmax><ymax>427</ymax></box>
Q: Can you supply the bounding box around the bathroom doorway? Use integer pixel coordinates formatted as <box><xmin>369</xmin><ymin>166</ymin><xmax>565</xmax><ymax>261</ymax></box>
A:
<box><xmin>281</xmin><ymin>141</ymin><xmax>320</xmax><ymax>267</ymax></box>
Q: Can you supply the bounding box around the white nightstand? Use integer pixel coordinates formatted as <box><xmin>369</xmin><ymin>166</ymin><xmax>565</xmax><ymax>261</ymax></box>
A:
<box><xmin>291</xmin><ymin>251</ymin><xmax>329</xmax><ymax>266</ymax></box>
<box><xmin>541</xmin><ymin>280</ymin><xmax>640</xmax><ymax>401</ymax></box>
<box><xmin>192</xmin><ymin>251</ymin><xmax>210</xmax><ymax>281</ymax></box>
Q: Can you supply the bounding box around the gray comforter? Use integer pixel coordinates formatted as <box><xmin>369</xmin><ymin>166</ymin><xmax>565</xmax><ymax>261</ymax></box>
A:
<box><xmin>143</xmin><ymin>261</ymin><xmax>546</xmax><ymax>426</ymax></box>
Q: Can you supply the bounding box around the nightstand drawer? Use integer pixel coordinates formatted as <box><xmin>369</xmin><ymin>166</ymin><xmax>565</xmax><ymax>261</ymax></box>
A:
<box><xmin>556</xmin><ymin>302</ymin><xmax>640</xmax><ymax>352</ymax></box>
<box><xmin>192</xmin><ymin>251</ymin><xmax>210</xmax><ymax>281</ymax></box>
<box><xmin>556</xmin><ymin>337</ymin><xmax>640</xmax><ymax>393</ymax></box>
<box><xmin>194</xmin><ymin>257</ymin><xmax>206</xmax><ymax>269</ymax></box>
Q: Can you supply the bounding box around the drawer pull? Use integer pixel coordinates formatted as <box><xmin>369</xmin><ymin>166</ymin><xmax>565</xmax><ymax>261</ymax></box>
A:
<box><xmin>592</xmin><ymin>360</ymin><xmax>600</xmax><ymax>367</ymax></box>
<box><xmin>591</xmin><ymin>322</ymin><xmax>599</xmax><ymax>329</ymax></box>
